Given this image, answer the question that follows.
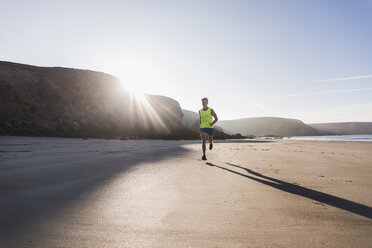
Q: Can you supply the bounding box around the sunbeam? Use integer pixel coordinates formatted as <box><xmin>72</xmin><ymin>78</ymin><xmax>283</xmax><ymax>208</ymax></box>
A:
<box><xmin>119</xmin><ymin>80</ymin><xmax>171</xmax><ymax>133</ymax></box>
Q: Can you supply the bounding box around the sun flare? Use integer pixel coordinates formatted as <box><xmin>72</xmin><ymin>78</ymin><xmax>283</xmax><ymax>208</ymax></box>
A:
<box><xmin>118</xmin><ymin>80</ymin><xmax>146</xmax><ymax>102</ymax></box>
<box><xmin>116</xmin><ymin>80</ymin><xmax>170</xmax><ymax>133</ymax></box>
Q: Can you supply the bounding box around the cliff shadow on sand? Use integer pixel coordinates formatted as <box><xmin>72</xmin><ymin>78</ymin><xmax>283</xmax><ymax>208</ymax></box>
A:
<box><xmin>0</xmin><ymin>138</ymin><xmax>193</xmax><ymax>238</ymax></box>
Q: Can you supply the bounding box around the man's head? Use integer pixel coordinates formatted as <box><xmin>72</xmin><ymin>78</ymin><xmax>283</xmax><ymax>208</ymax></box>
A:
<box><xmin>201</xmin><ymin>97</ymin><xmax>208</xmax><ymax>108</ymax></box>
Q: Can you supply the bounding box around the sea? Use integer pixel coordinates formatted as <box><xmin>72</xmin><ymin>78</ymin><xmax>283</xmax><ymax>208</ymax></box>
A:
<box><xmin>283</xmin><ymin>134</ymin><xmax>372</xmax><ymax>142</ymax></box>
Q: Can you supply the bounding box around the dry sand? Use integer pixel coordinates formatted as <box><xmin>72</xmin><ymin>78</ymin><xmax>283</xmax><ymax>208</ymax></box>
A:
<box><xmin>0</xmin><ymin>136</ymin><xmax>371</xmax><ymax>247</ymax></box>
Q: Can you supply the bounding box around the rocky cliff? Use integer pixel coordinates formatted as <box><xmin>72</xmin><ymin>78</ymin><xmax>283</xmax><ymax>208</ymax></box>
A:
<box><xmin>217</xmin><ymin>117</ymin><xmax>320</xmax><ymax>137</ymax></box>
<box><xmin>0</xmin><ymin>61</ymin><xmax>185</xmax><ymax>139</ymax></box>
<box><xmin>309</xmin><ymin>122</ymin><xmax>372</xmax><ymax>135</ymax></box>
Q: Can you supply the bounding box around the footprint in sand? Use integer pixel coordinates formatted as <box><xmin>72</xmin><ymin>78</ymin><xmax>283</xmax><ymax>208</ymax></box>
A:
<box><xmin>312</xmin><ymin>201</ymin><xmax>326</xmax><ymax>206</ymax></box>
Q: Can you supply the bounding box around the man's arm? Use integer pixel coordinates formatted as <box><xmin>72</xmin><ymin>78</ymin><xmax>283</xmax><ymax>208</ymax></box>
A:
<box><xmin>198</xmin><ymin>111</ymin><xmax>201</xmax><ymax>133</ymax></box>
<box><xmin>210</xmin><ymin>109</ymin><xmax>218</xmax><ymax>126</ymax></box>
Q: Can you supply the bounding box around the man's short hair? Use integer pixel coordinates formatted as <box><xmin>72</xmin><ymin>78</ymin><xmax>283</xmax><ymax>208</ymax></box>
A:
<box><xmin>201</xmin><ymin>97</ymin><xmax>208</xmax><ymax>101</ymax></box>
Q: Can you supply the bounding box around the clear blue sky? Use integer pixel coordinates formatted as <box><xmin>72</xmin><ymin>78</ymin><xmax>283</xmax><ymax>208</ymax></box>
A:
<box><xmin>1</xmin><ymin>0</ymin><xmax>371</xmax><ymax>123</ymax></box>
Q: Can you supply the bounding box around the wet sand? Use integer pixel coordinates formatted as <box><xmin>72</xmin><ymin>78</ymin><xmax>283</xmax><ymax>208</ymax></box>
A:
<box><xmin>0</xmin><ymin>136</ymin><xmax>371</xmax><ymax>247</ymax></box>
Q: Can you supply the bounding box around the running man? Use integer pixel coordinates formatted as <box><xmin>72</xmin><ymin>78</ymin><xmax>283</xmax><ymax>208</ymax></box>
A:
<box><xmin>199</xmin><ymin>97</ymin><xmax>218</xmax><ymax>160</ymax></box>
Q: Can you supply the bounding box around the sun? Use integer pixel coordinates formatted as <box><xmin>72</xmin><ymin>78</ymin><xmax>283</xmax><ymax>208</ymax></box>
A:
<box><xmin>130</xmin><ymin>89</ymin><xmax>147</xmax><ymax>103</ymax></box>
<box><xmin>102</xmin><ymin>56</ymin><xmax>163</xmax><ymax>101</ymax></box>
<box><xmin>118</xmin><ymin>80</ymin><xmax>147</xmax><ymax>103</ymax></box>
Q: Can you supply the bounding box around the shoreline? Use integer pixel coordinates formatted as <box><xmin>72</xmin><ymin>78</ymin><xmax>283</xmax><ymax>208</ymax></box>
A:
<box><xmin>2</xmin><ymin>134</ymin><xmax>372</xmax><ymax>143</ymax></box>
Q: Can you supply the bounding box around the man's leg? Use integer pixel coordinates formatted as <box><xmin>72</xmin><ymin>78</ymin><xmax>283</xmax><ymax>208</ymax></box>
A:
<box><xmin>201</xmin><ymin>133</ymin><xmax>207</xmax><ymax>160</ymax></box>
<box><xmin>209</xmin><ymin>134</ymin><xmax>213</xmax><ymax>150</ymax></box>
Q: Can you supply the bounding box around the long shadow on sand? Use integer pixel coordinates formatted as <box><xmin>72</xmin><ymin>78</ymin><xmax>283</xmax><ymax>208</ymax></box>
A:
<box><xmin>206</xmin><ymin>162</ymin><xmax>372</xmax><ymax>219</ymax></box>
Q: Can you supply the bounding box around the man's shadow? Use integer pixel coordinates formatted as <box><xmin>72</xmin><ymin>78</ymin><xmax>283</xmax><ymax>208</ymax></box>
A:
<box><xmin>206</xmin><ymin>162</ymin><xmax>372</xmax><ymax>219</ymax></box>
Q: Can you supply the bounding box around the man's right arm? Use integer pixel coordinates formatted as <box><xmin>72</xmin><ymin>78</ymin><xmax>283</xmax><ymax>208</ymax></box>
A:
<box><xmin>198</xmin><ymin>111</ymin><xmax>201</xmax><ymax>133</ymax></box>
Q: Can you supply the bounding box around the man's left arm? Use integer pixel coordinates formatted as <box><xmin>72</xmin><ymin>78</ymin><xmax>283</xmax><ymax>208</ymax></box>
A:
<box><xmin>210</xmin><ymin>109</ymin><xmax>218</xmax><ymax>126</ymax></box>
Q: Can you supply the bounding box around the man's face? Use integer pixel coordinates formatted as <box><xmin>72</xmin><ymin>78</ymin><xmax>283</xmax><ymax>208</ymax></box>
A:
<box><xmin>202</xmin><ymin>100</ymin><xmax>208</xmax><ymax>107</ymax></box>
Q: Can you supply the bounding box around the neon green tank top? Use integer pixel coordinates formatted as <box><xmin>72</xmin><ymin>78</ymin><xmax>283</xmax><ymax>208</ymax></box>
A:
<box><xmin>199</xmin><ymin>107</ymin><xmax>214</xmax><ymax>128</ymax></box>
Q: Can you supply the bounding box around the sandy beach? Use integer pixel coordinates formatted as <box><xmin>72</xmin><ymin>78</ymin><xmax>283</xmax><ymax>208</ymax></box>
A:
<box><xmin>0</xmin><ymin>136</ymin><xmax>371</xmax><ymax>247</ymax></box>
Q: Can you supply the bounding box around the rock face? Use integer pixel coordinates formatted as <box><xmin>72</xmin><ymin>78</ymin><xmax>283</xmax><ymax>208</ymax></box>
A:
<box><xmin>0</xmin><ymin>61</ymin><xmax>184</xmax><ymax>138</ymax></box>
<box><xmin>182</xmin><ymin>109</ymin><xmax>199</xmax><ymax>128</ymax></box>
<box><xmin>309</xmin><ymin>122</ymin><xmax>372</xmax><ymax>135</ymax></box>
<box><xmin>218</xmin><ymin>117</ymin><xmax>320</xmax><ymax>137</ymax></box>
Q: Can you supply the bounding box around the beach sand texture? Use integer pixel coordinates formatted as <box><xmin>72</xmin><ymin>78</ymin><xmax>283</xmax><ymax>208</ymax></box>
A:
<box><xmin>0</xmin><ymin>136</ymin><xmax>371</xmax><ymax>247</ymax></box>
